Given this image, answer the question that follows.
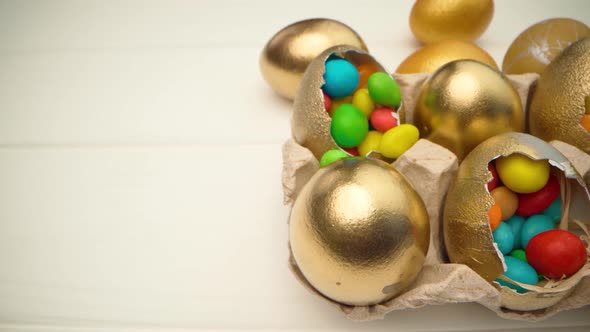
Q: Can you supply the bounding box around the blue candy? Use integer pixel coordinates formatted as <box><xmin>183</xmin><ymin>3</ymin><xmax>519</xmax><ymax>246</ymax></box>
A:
<box><xmin>493</xmin><ymin>222</ymin><xmax>514</xmax><ymax>255</ymax></box>
<box><xmin>520</xmin><ymin>214</ymin><xmax>555</xmax><ymax>249</ymax></box>
<box><xmin>505</xmin><ymin>215</ymin><xmax>526</xmax><ymax>249</ymax></box>
<box><xmin>542</xmin><ymin>197</ymin><xmax>561</xmax><ymax>222</ymax></box>
<box><xmin>495</xmin><ymin>256</ymin><xmax>538</xmax><ymax>293</ymax></box>
<box><xmin>322</xmin><ymin>59</ymin><xmax>359</xmax><ymax>98</ymax></box>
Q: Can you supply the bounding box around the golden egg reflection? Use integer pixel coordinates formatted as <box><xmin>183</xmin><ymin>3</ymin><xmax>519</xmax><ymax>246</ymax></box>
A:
<box><xmin>412</xmin><ymin>60</ymin><xmax>524</xmax><ymax>160</ymax></box>
<box><xmin>260</xmin><ymin>18</ymin><xmax>367</xmax><ymax>100</ymax></box>
<box><xmin>289</xmin><ymin>158</ymin><xmax>429</xmax><ymax>305</ymax></box>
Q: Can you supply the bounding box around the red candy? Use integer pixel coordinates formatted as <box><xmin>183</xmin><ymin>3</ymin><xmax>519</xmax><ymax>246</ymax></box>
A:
<box><xmin>370</xmin><ymin>107</ymin><xmax>398</xmax><ymax>133</ymax></box>
<box><xmin>516</xmin><ymin>175</ymin><xmax>560</xmax><ymax>216</ymax></box>
<box><xmin>342</xmin><ymin>147</ymin><xmax>359</xmax><ymax>156</ymax></box>
<box><xmin>526</xmin><ymin>229</ymin><xmax>587</xmax><ymax>278</ymax></box>
<box><xmin>323</xmin><ymin>92</ymin><xmax>332</xmax><ymax>112</ymax></box>
<box><xmin>487</xmin><ymin>163</ymin><xmax>499</xmax><ymax>192</ymax></box>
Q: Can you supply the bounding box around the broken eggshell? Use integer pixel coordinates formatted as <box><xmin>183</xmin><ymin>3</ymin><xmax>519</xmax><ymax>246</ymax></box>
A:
<box><xmin>443</xmin><ymin>132</ymin><xmax>590</xmax><ymax>311</ymax></box>
<box><xmin>292</xmin><ymin>45</ymin><xmax>396</xmax><ymax>160</ymax></box>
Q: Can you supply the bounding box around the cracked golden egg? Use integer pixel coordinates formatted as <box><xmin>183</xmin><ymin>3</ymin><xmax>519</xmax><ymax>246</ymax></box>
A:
<box><xmin>289</xmin><ymin>158</ymin><xmax>430</xmax><ymax>306</ymax></box>
<box><xmin>260</xmin><ymin>18</ymin><xmax>367</xmax><ymax>100</ymax></box>
<box><xmin>292</xmin><ymin>45</ymin><xmax>394</xmax><ymax>160</ymax></box>
<box><xmin>409</xmin><ymin>0</ymin><xmax>494</xmax><ymax>44</ymax></box>
<box><xmin>502</xmin><ymin>18</ymin><xmax>590</xmax><ymax>75</ymax></box>
<box><xmin>444</xmin><ymin>133</ymin><xmax>590</xmax><ymax>311</ymax></box>
<box><xmin>412</xmin><ymin>59</ymin><xmax>524</xmax><ymax>160</ymax></box>
<box><xmin>528</xmin><ymin>37</ymin><xmax>590</xmax><ymax>154</ymax></box>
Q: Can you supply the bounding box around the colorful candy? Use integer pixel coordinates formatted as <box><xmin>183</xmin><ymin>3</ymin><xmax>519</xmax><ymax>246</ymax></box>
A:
<box><xmin>495</xmin><ymin>154</ymin><xmax>550</xmax><ymax>194</ymax></box>
<box><xmin>492</xmin><ymin>222</ymin><xmax>514</xmax><ymax>255</ymax></box>
<box><xmin>520</xmin><ymin>214</ymin><xmax>555</xmax><ymax>249</ymax></box>
<box><xmin>358</xmin><ymin>131</ymin><xmax>383</xmax><ymax>157</ymax></box>
<box><xmin>320</xmin><ymin>149</ymin><xmax>349</xmax><ymax>168</ymax></box>
<box><xmin>542</xmin><ymin>197</ymin><xmax>561</xmax><ymax>222</ymax></box>
<box><xmin>487</xmin><ymin>163</ymin><xmax>499</xmax><ymax>192</ymax></box>
<box><xmin>516</xmin><ymin>175</ymin><xmax>560</xmax><ymax>216</ymax></box>
<box><xmin>510</xmin><ymin>249</ymin><xmax>527</xmax><ymax>262</ymax></box>
<box><xmin>491</xmin><ymin>186</ymin><xmax>518</xmax><ymax>221</ymax></box>
<box><xmin>351</xmin><ymin>88</ymin><xmax>375</xmax><ymax>118</ymax></box>
<box><xmin>526</xmin><ymin>229</ymin><xmax>587</xmax><ymax>278</ymax></box>
<box><xmin>495</xmin><ymin>256</ymin><xmax>539</xmax><ymax>293</ymax></box>
<box><xmin>330</xmin><ymin>95</ymin><xmax>353</xmax><ymax>114</ymax></box>
<box><xmin>505</xmin><ymin>215</ymin><xmax>526</xmax><ymax>249</ymax></box>
<box><xmin>367</xmin><ymin>72</ymin><xmax>401</xmax><ymax>107</ymax></box>
<box><xmin>330</xmin><ymin>104</ymin><xmax>368</xmax><ymax>148</ymax></box>
<box><xmin>323</xmin><ymin>92</ymin><xmax>332</xmax><ymax>112</ymax></box>
<box><xmin>379</xmin><ymin>124</ymin><xmax>419</xmax><ymax>159</ymax></box>
<box><xmin>370</xmin><ymin>107</ymin><xmax>398</xmax><ymax>133</ymax></box>
<box><xmin>322</xmin><ymin>59</ymin><xmax>359</xmax><ymax>98</ymax></box>
<box><xmin>356</xmin><ymin>63</ymin><xmax>375</xmax><ymax>90</ymax></box>
<box><xmin>488</xmin><ymin>202</ymin><xmax>502</xmax><ymax>231</ymax></box>
<box><xmin>342</xmin><ymin>147</ymin><xmax>360</xmax><ymax>156</ymax></box>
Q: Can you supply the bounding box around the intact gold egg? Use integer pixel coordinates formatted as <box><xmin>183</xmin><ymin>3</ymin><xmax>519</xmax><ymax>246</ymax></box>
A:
<box><xmin>289</xmin><ymin>158</ymin><xmax>430</xmax><ymax>305</ymax></box>
<box><xmin>529</xmin><ymin>37</ymin><xmax>590</xmax><ymax>154</ymax></box>
<box><xmin>396</xmin><ymin>40</ymin><xmax>497</xmax><ymax>74</ymax></box>
<box><xmin>292</xmin><ymin>45</ymin><xmax>391</xmax><ymax>160</ymax></box>
<box><xmin>412</xmin><ymin>59</ymin><xmax>524</xmax><ymax>160</ymax></box>
<box><xmin>409</xmin><ymin>0</ymin><xmax>494</xmax><ymax>44</ymax></box>
<box><xmin>443</xmin><ymin>132</ymin><xmax>590</xmax><ymax>311</ymax></box>
<box><xmin>502</xmin><ymin>18</ymin><xmax>590</xmax><ymax>75</ymax></box>
<box><xmin>260</xmin><ymin>18</ymin><xmax>367</xmax><ymax>100</ymax></box>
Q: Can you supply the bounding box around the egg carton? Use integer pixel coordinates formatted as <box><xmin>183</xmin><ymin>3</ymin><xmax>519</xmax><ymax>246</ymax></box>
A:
<box><xmin>282</xmin><ymin>73</ymin><xmax>590</xmax><ymax>321</ymax></box>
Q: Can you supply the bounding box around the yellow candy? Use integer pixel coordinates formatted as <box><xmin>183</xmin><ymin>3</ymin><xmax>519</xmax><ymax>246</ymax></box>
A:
<box><xmin>329</xmin><ymin>96</ymin><xmax>353</xmax><ymax>115</ymax></box>
<box><xmin>352</xmin><ymin>88</ymin><xmax>375</xmax><ymax>118</ymax></box>
<box><xmin>358</xmin><ymin>131</ymin><xmax>383</xmax><ymax>156</ymax></box>
<box><xmin>495</xmin><ymin>154</ymin><xmax>550</xmax><ymax>194</ymax></box>
<box><xmin>379</xmin><ymin>124</ymin><xmax>420</xmax><ymax>159</ymax></box>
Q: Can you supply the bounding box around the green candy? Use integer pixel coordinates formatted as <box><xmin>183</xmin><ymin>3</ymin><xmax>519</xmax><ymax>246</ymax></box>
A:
<box><xmin>510</xmin><ymin>249</ymin><xmax>527</xmax><ymax>262</ymax></box>
<box><xmin>320</xmin><ymin>149</ymin><xmax>348</xmax><ymax>168</ymax></box>
<box><xmin>330</xmin><ymin>104</ymin><xmax>369</xmax><ymax>148</ymax></box>
<box><xmin>367</xmin><ymin>72</ymin><xmax>401</xmax><ymax>107</ymax></box>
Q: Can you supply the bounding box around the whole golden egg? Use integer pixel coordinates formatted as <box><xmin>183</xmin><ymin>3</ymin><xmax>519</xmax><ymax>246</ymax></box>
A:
<box><xmin>289</xmin><ymin>158</ymin><xmax>430</xmax><ymax>306</ymax></box>
<box><xmin>411</xmin><ymin>59</ymin><xmax>524</xmax><ymax>160</ymax></box>
<box><xmin>292</xmin><ymin>45</ymin><xmax>391</xmax><ymax>160</ymax></box>
<box><xmin>409</xmin><ymin>0</ymin><xmax>494</xmax><ymax>44</ymax></box>
<box><xmin>528</xmin><ymin>37</ymin><xmax>590</xmax><ymax>154</ymax></box>
<box><xmin>396</xmin><ymin>39</ymin><xmax>498</xmax><ymax>74</ymax></box>
<box><xmin>502</xmin><ymin>18</ymin><xmax>590</xmax><ymax>75</ymax></box>
<box><xmin>444</xmin><ymin>132</ymin><xmax>590</xmax><ymax>311</ymax></box>
<box><xmin>260</xmin><ymin>18</ymin><xmax>367</xmax><ymax>100</ymax></box>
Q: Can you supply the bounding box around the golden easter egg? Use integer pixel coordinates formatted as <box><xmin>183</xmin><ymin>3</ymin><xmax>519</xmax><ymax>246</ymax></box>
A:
<box><xmin>502</xmin><ymin>18</ymin><xmax>590</xmax><ymax>75</ymax></box>
<box><xmin>396</xmin><ymin>40</ymin><xmax>497</xmax><ymax>74</ymax></box>
<box><xmin>444</xmin><ymin>132</ymin><xmax>590</xmax><ymax>311</ymax></box>
<box><xmin>409</xmin><ymin>0</ymin><xmax>494</xmax><ymax>44</ymax></box>
<box><xmin>260</xmin><ymin>18</ymin><xmax>367</xmax><ymax>100</ymax></box>
<box><xmin>289</xmin><ymin>158</ymin><xmax>430</xmax><ymax>305</ymax></box>
<box><xmin>412</xmin><ymin>59</ymin><xmax>524</xmax><ymax>160</ymax></box>
<box><xmin>528</xmin><ymin>37</ymin><xmax>590</xmax><ymax>154</ymax></box>
<box><xmin>292</xmin><ymin>45</ymin><xmax>396</xmax><ymax>160</ymax></box>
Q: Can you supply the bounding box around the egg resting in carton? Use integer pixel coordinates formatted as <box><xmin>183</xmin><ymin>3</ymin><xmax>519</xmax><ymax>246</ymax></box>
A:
<box><xmin>282</xmin><ymin>73</ymin><xmax>590</xmax><ymax>321</ymax></box>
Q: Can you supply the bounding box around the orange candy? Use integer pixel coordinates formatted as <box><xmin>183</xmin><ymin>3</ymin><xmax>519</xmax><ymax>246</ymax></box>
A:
<box><xmin>580</xmin><ymin>114</ymin><xmax>590</xmax><ymax>133</ymax></box>
<box><xmin>356</xmin><ymin>63</ymin><xmax>378</xmax><ymax>90</ymax></box>
<box><xmin>488</xmin><ymin>202</ymin><xmax>502</xmax><ymax>231</ymax></box>
<box><xmin>490</xmin><ymin>186</ymin><xmax>518</xmax><ymax>221</ymax></box>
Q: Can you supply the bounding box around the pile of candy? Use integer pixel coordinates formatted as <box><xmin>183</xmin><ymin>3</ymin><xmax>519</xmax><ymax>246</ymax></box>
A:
<box><xmin>318</xmin><ymin>57</ymin><xmax>420</xmax><ymax>168</ymax></box>
<box><xmin>487</xmin><ymin>154</ymin><xmax>588</xmax><ymax>293</ymax></box>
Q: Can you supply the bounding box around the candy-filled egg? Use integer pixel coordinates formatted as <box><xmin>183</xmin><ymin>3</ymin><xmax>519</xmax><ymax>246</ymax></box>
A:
<box><xmin>528</xmin><ymin>37</ymin><xmax>590</xmax><ymax>154</ymax></box>
<box><xmin>260</xmin><ymin>19</ymin><xmax>367</xmax><ymax>100</ymax></box>
<box><xmin>293</xmin><ymin>45</ymin><xmax>418</xmax><ymax>160</ymax></box>
<box><xmin>444</xmin><ymin>132</ymin><xmax>590</xmax><ymax>311</ymax></box>
<box><xmin>503</xmin><ymin>18</ymin><xmax>590</xmax><ymax>75</ymax></box>
<box><xmin>411</xmin><ymin>60</ymin><xmax>524</xmax><ymax>160</ymax></box>
<box><xmin>289</xmin><ymin>158</ymin><xmax>429</xmax><ymax>305</ymax></box>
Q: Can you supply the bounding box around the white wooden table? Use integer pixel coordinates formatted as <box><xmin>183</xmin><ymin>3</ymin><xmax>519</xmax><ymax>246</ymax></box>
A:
<box><xmin>0</xmin><ymin>1</ymin><xmax>589</xmax><ymax>331</ymax></box>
